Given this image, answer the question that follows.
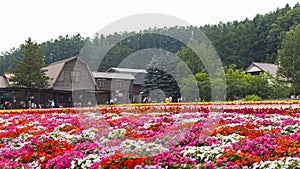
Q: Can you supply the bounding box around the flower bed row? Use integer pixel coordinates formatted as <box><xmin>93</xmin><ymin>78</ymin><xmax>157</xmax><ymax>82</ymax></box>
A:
<box><xmin>0</xmin><ymin>102</ymin><xmax>300</xmax><ymax>168</ymax></box>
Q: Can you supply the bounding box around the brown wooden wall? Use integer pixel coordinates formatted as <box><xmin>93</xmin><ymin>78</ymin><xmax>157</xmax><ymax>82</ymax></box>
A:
<box><xmin>53</xmin><ymin>60</ymin><xmax>95</xmax><ymax>91</ymax></box>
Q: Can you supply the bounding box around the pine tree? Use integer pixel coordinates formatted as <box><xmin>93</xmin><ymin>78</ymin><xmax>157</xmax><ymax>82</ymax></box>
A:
<box><xmin>8</xmin><ymin>38</ymin><xmax>50</xmax><ymax>88</ymax></box>
<box><xmin>142</xmin><ymin>52</ymin><xmax>181</xmax><ymax>101</ymax></box>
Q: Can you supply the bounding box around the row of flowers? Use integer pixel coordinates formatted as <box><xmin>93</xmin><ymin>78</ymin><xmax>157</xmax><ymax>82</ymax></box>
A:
<box><xmin>0</xmin><ymin>102</ymin><xmax>300</xmax><ymax>168</ymax></box>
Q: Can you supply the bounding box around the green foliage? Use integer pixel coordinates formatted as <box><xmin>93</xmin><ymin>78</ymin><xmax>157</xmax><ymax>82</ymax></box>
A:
<box><xmin>241</xmin><ymin>95</ymin><xmax>262</xmax><ymax>101</ymax></box>
<box><xmin>1</xmin><ymin>4</ymin><xmax>300</xmax><ymax>76</ymax></box>
<box><xmin>40</xmin><ymin>34</ymin><xmax>86</xmax><ymax>64</ymax></box>
<box><xmin>278</xmin><ymin>24</ymin><xmax>300</xmax><ymax>94</ymax></box>
<box><xmin>97</xmin><ymin>32</ymin><xmax>186</xmax><ymax>72</ymax></box>
<box><xmin>178</xmin><ymin>75</ymin><xmax>199</xmax><ymax>101</ymax></box>
<box><xmin>7</xmin><ymin>38</ymin><xmax>51</xmax><ymax>88</ymax></box>
<box><xmin>0</xmin><ymin>47</ymin><xmax>24</xmax><ymax>75</ymax></box>
<box><xmin>195</xmin><ymin>72</ymin><xmax>211</xmax><ymax>101</ymax></box>
<box><xmin>225</xmin><ymin>68</ymin><xmax>248</xmax><ymax>100</ymax></box>
<box><xmin>224</xmin><ymin>68</ymin><xmax>290</xmax><ymax>100</ymax></box>
<box><xmin>178</xmin><ymin>66</ymin><xmax>291</xmax><ymax>102</ymax></box>
<box><xmin>176</xmin><ymin>46</ymin><xmax>204</xmax><ymax>74</ymax></box>
<box><xmin>201</xmin><ymin>4</ymin><xmax>300</xmax><ymax>68</ymax></box>
<box><xmin>0</xmin><ymin>34</ymin><xmax>86</xmax><ymax>75</ymax></box>
<box><xmin>97</xmin><ymin>44</ymin><xmax>133</xmax><ymax>72</ymax></box>
<box><xmin>247</xmin><ymin>73</ymin><xmax>271</xmax><ymax>99</ymax></box>
<box><xmin>142</xmin><ymin>53</ymin><xmax>181</xmax><ymax>101</ymax></box>
<box><xmin>0</xmin><ymin>4</ymin><xmax>299</xmax><ymax>102</ymax></box>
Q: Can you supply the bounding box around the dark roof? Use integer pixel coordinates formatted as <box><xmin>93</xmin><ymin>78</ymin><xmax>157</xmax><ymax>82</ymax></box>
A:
<box><xmin>106</xmin><ymin>67</ymin><xmax>146</xmax><ymax>85</ymax></box>
<box><xmin>0</xmin><ymin>76</ymin><xmax>9</xmax><ymax>88</ymax></box>
<box><xmin>246</xmin><ymin>62</ymin><xmax>278</xmax><ymax>78</ymax></box>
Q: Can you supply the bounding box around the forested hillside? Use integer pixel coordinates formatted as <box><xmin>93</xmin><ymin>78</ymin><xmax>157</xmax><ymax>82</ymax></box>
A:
<box><xmin>201</xmin><ymin>3</ymin><xmax>300</xmax><ymax>68</ymax></box>
<box><xmin>0</xmin><ymin>3</ymin><xmax>299</xmax><ymax>75</ymax></box>
<box><xmin>0</xmin><ymin>34</ymin><xmax>86</xmax><ymax>75</ymax></box>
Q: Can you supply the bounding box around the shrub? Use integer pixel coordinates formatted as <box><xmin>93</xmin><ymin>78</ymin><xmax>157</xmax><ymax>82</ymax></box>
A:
<box><xmin>241</xmin><ymin>95</ymin><xmax>262</xmax><ymax>101</ymax></box>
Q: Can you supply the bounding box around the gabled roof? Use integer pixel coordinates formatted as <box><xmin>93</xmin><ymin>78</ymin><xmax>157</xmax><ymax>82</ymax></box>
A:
<box><xmin>0</xmin><ymin>76</ymin><xmax>9</xmax><ymax>88</ymax></box>
<box><xmin>246</xmin><ymin>62</ymin><xmax>278</xmax><ymax>78</ymax></box>
<box><xmin>2</xmin><ymin>57</ymin><xmax>79</xmax><ymax>88</ymax></box>
<box><xmin>42</xmin><ymin>57</ymin><xmax>78</xmax><ymax>87</ymax></box>
<box><xmin>2</xmin><ymin>57</ymin><xmax>96</xmax><ymax>89</ymax></box>
<box><xmin>92</xmin><ymin>72</ymin><xmax>135</xmax><ymax>80</ymax></box>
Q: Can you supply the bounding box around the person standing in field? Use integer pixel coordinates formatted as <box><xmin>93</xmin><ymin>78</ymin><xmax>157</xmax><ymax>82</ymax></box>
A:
<box><xmin>165</xmin><ymin>97</ymin><xmax>170</xmax><ymax>103</ymax></box>
<box><xmin>88</xmin><ymin>100</ymin><xmax>92</xmax><ymax>107</ymax></box>
<box><xmin>48</xmin><ymin>99</ymin><xmax>55</xmax><ymax>108</ymax></box>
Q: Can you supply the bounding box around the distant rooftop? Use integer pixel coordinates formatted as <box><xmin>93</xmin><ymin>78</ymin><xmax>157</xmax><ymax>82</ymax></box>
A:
<box><xmin>92</xmin><ymin>72</ymin><xmax>135</xmax><ymax>80</ymax></box>
<box><xmin>246</xmin><ymin>62</ymin><xmax>278</xmax><ymax>78</ymax></box>
<box><xmin>106</xmin><ymin>67</ymin><xmax>147</xmax><ymax>74</ymax></box>
<box><xmin>0</xmin><ymin>76</ymin><xmax>9</xmax><ymax>88</ymax></box>
<box><xmin>106</xmin><ymin>67</ymin><xmax>146</xmax><ymax>85</ymax></box>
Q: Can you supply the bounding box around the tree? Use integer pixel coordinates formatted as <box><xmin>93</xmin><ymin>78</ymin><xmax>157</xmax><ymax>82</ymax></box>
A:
<box><xmin>142</xmin><ymin>52</ymin><xmax>181</xmax><ymax>101</ymax></box>
<box><xmin>277</xmin><ymin>24</ymin><xmax>300</xmax><ymax>94</ymax></box>
<box><xmin>97</xmin><ymin>44</ymin><xmax>133</xmax><ymax>72</ymax></box>
<box><xmin>176</xmin><ymin>46</ymin><xmax>205</xmax><ymax>74</ymax></box>
<box><xmin>247</xmin><ymin>73</ymin><xmax>271</xmax><ymax>99</ymax></box>
<box><xmin>40</xmin><ymin>34</ymin><xmax>86</xmax><ymax>64</ymax></box>
<box><xmin>195</xmin><ymin>72</ymin><xmax>211</xmax><ymax>101</ymax></box>
<box><xmin>8</xmin><ymin>38</ymin><xmax>50</xmax><ymax>88</ymax></box>
<box><xmin>178</xmin><ymin>75</ymin><xmax>199</xmax><ymax>102</ymax></box>
<box><xmin>225</xmin><ymin>68</ymin><xmax>248</xmax><ymax>100</ymax></box>
<box><xmin>267</xmin><ymin>4</ymin><xmax>299</xmax><ymax>59</ymax></box>
<box><xmin>0</xmin><ymin>47</ymin><xmax>24</xmax><ymax>75</ymax></box>
<box><xmin>268</xmin><ymin>76</ymin><xmax>291</xmax><ymax>98</ymax></box>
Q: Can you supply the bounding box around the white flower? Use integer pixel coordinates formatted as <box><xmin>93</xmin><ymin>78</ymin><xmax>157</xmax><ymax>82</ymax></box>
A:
<box><xmin>181</xmin><ymin>145</ymin><xmax>224</xmax><ymax>162</ymax></box>
<box><xmin>253</xmin><ymin>157</ymin><xmax>300</xmax><ymax>169</ymax></box>
<box><xmin>30</xmin><ymin>160</ymin><xmax>40</xmax><ymax>168</ymax></box>
<box><xmin>69</xmin><ymin>154</ymin><xmax>101</xmax><ymax>169</ymax></box>
<box><xmin>107</xmin><ymin>128</ymin><xmax>126</xmax><ymax>139</ymax></box>
<box><xmin>0</xmin><ymin>117</ymin><xmax>5</xmax><ymax>124</ymax></box>
<box><xmin>120</xmin><ymin>139</ymin><xmax>169</xmax><ymax>156</ymax></box>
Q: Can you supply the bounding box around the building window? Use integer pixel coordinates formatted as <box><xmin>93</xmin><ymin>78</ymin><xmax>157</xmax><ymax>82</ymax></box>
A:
<box><xmin>98</xmin><ymin>79</ymin><xmax>105</xmax><ymax>88</ymax></box>
<box><xmin>71</xmin><ymin>71</ymin><xmax>80</xmax><ymax>83</ymax></box>
<box><xmin>115</xmin><ymin>80</ymin><xmax>122</xmax><ymax>88</ymax></box>
<box><xmin>58</xmin><ymin>70</ymin><xmax>64</xmax><ymax>82</ymax></box>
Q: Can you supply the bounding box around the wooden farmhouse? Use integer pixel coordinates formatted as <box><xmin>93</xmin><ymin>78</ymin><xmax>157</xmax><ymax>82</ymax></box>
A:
<box><xmin>245</xmin><ymin>62</ymin><xmax>278</xmax><ymax>79</ymax></box>
<box><xmin>0</xmin><ymin>57</ymin><xmax>146</xmax><ymax>108</ymax></box>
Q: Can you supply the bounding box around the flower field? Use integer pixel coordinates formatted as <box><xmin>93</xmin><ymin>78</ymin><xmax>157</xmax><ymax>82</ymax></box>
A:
<box><xmin>0</xmin><ymin>102</ymin><xmax>300</xmax><ymax>169</ymax></box>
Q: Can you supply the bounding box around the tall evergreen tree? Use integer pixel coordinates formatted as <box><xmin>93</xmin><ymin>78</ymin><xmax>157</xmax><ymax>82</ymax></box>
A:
<box><xmin>142</xmin><ymin>53</ymin><xmax>181</xmax><ymax>101</ymax></box>
<box><xmin>277</xmin><ymin>24</ymin><xmax>300</xmax><ymax>94</ymax></box>
<box><xmin>8</xmin><ymin>38</ymin><xmax>50</xmax><ymax>88</ymax></box>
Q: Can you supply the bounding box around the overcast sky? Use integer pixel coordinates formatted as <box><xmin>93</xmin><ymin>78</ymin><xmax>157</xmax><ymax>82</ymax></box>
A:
<box><xmin>0</xmin><ymin>0</ymin><xmax>298</xmax><ymax>53</ymax></box>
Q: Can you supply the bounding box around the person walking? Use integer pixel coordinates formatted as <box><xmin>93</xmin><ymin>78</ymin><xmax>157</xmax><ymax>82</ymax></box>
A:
<box><xmin>143</xmin><ymin>96</ymin><xmax>149</xmax><ymax>103</ymax></box>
